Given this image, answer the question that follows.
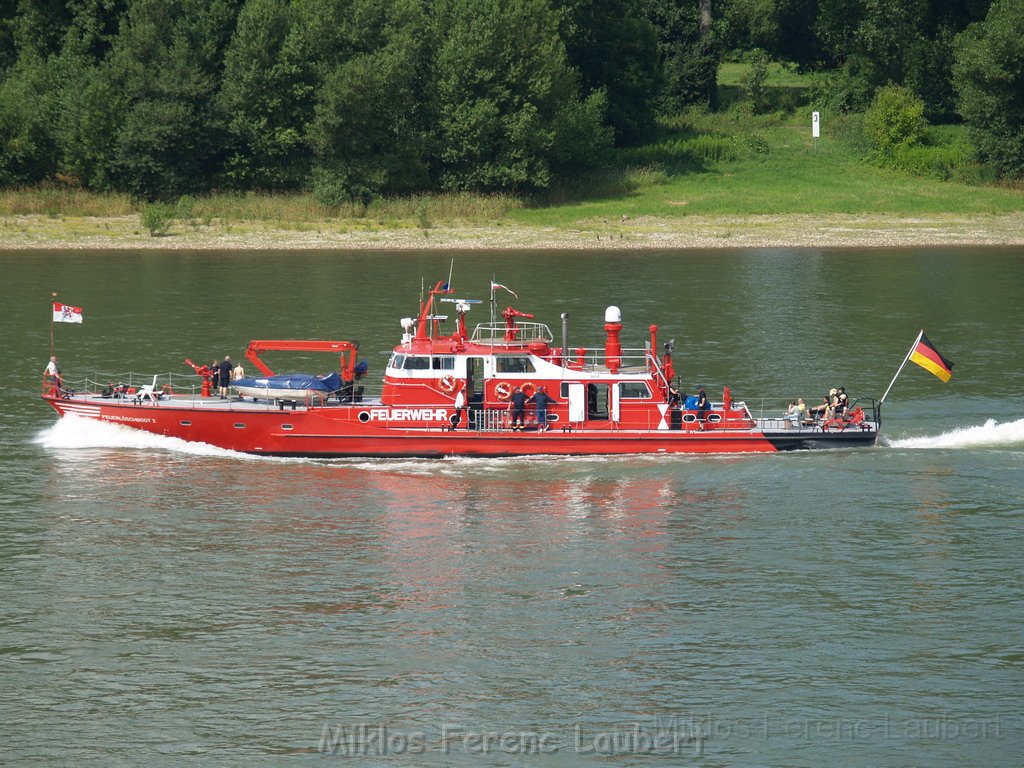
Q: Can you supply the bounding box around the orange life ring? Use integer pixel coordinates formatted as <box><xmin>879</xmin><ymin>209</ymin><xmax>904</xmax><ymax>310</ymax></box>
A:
<box><xmin>161</xmin><ymin>384</ymin><xmax>175</xmax><ymax>395</ymax></box>
<box><xmin>521</xmin><ymin>382</ymin><xmax>537</xmax><ymax>397</ymax></box>
<box><xmin>439</xmin><ymin>375</ymin><xmax>456</xmax><ymax>394</ymax></box>
<box><xmin>494</xmin><ymin>381</ymin><xmax>513</xmax><ymax>401</ymax></box>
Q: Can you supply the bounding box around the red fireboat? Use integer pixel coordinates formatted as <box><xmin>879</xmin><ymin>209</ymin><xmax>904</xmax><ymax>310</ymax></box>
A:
<box><xmin>42</xmin><ymin>281</ymin><xmax>879</xmax><ymax>456</ymax></box>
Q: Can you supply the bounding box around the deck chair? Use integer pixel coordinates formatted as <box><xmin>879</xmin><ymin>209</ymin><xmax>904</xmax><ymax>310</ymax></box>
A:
<box><xmin>135</xmin><ymin>375</ymin><xmax>161</xmax><ymax>404</ymax></box>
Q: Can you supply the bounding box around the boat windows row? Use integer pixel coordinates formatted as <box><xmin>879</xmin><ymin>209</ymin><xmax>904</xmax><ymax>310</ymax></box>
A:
<box><xmin>559</xmin><ymin>381</ymin><xmax>653</xmax><ymax>399</ymax></box>
<box><xmin>388</xmin><ymin>354</ymin><xmax>536</xmax><ymax>374</ymax></box>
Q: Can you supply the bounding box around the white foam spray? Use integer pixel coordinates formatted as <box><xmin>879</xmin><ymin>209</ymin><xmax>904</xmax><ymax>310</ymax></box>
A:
<box><xmin>886</xmin><ymin>417</ymin><xmax>1024</xmax><ymax>450</ymax></box>
<box><xmin>35</xmin><ymin>415</ymin><xmax>250</xmax><ymax>459</ymax></box>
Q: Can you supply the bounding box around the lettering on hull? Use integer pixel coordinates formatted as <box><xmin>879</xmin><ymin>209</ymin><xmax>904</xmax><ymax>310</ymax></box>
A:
<box><xmin>101</xmin><ymin>414</ymin><xmax>157</xmax><ymax>424</ymax></box>
<box><xmin>358</xmin><ymin>408</ymin><xmax>449</xmax><ymax>423</ymax></box>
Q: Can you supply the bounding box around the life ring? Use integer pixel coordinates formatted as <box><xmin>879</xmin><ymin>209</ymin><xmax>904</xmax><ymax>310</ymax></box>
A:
<box><xmin>438</xmin><ymin>375</ymin><xmax>456</xmax><ymax>394</ymax></box>
<box><xmin>161</xmin><ymin>384</ymin><xmax>175</xmax><ymax>395</ymax></box>
<box><xmin>494</xmin><ymin>382</ymin><xmax>513</xmax><ymax>401</ymax></box>
<box><xmin>521</xmin><ymin>382</ymin><xmax>537</xmax><ymax>397</ymax></box>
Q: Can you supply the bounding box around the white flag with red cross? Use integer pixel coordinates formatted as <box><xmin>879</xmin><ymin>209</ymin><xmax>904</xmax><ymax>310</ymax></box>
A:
<box><xmin>52</xmin><ymin>301</ymin><xmax>84</xmax><ymax>324</ymax></box>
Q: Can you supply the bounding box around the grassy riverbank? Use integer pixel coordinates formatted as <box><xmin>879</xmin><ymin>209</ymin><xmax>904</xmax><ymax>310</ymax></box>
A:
<box><xmin>2</xmin><ymin>109</ymin><xmax>1021</xmax><ymax>250</ymax></box>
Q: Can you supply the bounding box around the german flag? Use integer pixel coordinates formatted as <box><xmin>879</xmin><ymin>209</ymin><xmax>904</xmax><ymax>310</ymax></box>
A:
<box><xmin>910</xmin><ymin>332</ymin><xmax>954</xmax><ymax>383</ymax></box>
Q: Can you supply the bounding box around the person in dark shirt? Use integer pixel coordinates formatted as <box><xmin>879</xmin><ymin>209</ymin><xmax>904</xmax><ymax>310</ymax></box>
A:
<box><xmin>217</xmin><ymin>356</ymin><xmax>233</xmax><ymax>399</ymax></box>
<box><xmin>211</xmin><ymin>359</ymin><xmax>221</xmax><ymax>392</ymax></box>
<box><xmin>530</xmin><ymin>386</ymin><xmax>557</xmax><ymax>431</ymax></box>
<box><xmin>507</xmin><ymin>386</ymin><xmax>528</xmax><ymax>430</ymax></box>
<box><xmin>668</xmin><ymin>386</ymin><xmax>682</xmax><ymax>430</ymax></box>
<box><xmin>835</xmin><ymin>386</ymin><xmax>849</xmax><ymax>417</ymax></box>
<box><xmin>696</xmin><ymin>387</ymin><xmax>710</xmax><ymax>430</ymax></box>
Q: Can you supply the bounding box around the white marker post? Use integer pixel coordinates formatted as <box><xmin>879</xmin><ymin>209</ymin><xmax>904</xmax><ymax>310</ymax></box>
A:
<box><xmin>812</xmin><ymin>111</ymin><xmax>820</xmax><ymax>150</ymax></box>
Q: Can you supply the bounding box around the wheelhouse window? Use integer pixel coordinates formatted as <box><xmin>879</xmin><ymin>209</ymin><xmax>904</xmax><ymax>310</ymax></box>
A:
<box><xmin>619</xmin><ymin>382</ymin><xmax>652</xmax><ymax>399</ymax></box>
<box><xmin>495</xmin><ymin>356</ymin><xmax>535</xmax><ymax>374</ymax></box>
<box><xmin>432</xmin><ymin>356</ymin><xmax>455</xmax><ymax>370</ymax></box>
<box><xmin>389</xmin><ymin>353</ymin><xmax>406</xmax><ymax>370</ymax></box>
<box><xmin>402</xmin><ymin>356</ymin><xmax>430</xmax><ymax>370</ymax></box>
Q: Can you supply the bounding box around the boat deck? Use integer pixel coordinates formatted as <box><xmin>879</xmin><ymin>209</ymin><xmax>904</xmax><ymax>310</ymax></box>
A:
<box><xmin>64</xmin><ymin>392</ymin><xmax>382</xmax><ymax>413</ymax></box>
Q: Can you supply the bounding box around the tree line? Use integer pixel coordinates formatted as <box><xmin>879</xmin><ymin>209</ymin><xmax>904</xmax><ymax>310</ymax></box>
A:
<box><xmin>0</xmin><ymin>0</ymin><xmax>1021</xmax><ymax>202</ymax></box>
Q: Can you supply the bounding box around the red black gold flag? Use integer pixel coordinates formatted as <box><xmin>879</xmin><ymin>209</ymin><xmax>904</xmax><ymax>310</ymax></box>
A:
<box><xmin>909</xmin><ymin>333</ymin><xmax>954</xmax><ymax>383</ymax></box>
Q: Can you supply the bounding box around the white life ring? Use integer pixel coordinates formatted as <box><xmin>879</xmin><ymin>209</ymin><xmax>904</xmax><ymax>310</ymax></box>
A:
<box><xmin>494</xmin><ymin>381</ymin><xmax>513</xmax><ymax>401</ymax></box>
<box><xmin>439</xmin><ymin>375</ymin><xmax>456</xmax><ymax>394</ymax></box>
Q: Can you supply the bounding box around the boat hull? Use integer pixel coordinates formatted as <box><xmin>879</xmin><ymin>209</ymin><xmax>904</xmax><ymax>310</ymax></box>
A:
<box><xmin>43</xmin><ymin>396</ymin><xmax>878</xmax><ymax>457</ymax></box>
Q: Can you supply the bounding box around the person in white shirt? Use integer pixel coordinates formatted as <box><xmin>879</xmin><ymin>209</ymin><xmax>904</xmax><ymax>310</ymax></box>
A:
<box><xmin>452</xmin><ymin>385</ymin><xmax>466</xmax><ymax>430</ymax></box>
<box><xmin>44</xmin><ymin>356</ymin><xmax>62</xmax><ymax>392</ymax></box>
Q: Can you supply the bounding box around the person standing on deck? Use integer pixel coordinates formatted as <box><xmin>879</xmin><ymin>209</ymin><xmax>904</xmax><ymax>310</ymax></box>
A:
<box><xmin>451</xmin><ymin>384</ymin><xmax>466</xmax><ymax>430</ymax></box>
<box><xmin>44</xmin><ymin>356</ymin><xmax>62</xmax><ymax>393</ymax></box>
<box><xmin>696</xmin><ymin>387</ymin><xmax>710</xmax><ymax>430</ymax></box>
<box><xmin>668</xmin><ymin>386</ymin><xmax>683</xmax><ymax>430</ymax></box>
<box><xmin>217</xmin><ymin>356</ymin><xmax>233</xmax><ymax>399</ymax></box>
<box><xmin>508</xmin><ymin>386</ymin><xmax>528</xmax><ymax>431</ymax></box>
<box><xmin>530</xmin><ymin>386</ymin><xmax>557</xmax><ymax>431</ymax></box>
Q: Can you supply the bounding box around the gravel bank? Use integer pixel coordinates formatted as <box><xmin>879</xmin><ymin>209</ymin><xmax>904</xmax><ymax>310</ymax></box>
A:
<box><xmin>2</xmin><ymin>212</ymin><xmax>1023</xmax><ymax>250</ymax></box>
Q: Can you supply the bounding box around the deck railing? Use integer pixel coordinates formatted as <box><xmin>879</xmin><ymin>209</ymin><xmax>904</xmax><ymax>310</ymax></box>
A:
<box><xmin>41</xmin><ymin>372</ymin><xmax>385</xmax><ymax>409</ymax></box>
<box><xmin>749</xmin><ymin>396</ymin><xmax>880</xmax><ymax>430</ymax></box>
<box><xmin>470</xmin><ymin>322</ymin><xmax>553</xmax><ymax>345</ymax></box>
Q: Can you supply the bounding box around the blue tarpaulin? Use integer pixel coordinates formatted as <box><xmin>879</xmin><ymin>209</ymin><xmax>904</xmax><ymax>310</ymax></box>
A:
<box><xmin>232</xmin><ymin>372</ymin><xmax>342</xmax><ymax>392</ymax></box>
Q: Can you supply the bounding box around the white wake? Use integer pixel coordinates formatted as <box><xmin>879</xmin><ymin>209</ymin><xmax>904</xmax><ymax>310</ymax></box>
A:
<box><xmin>886</xmin><ymin>417</ymin><xmax>1024</xmax><ymax>449</ymax></box>
<box><xmin>34</xmin><ymin>414</ymin><xmax>248</xmax><ymax>459</ymax></box>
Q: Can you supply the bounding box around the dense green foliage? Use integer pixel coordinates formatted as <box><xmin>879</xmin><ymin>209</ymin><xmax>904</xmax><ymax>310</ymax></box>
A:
<box><xmin>953</xmin><ymin>0</ymin><xmax>1024</xmax><ymax>179</ymax></box>
<box><xmin>864</xmin><ymin>86</ymin><xmax>927</xmax><ymax>154</ymax></box>
<box><xmin>0</xmin><ymin>0</ymin><xmax>1019</xmax><ymax>200</ymax></box>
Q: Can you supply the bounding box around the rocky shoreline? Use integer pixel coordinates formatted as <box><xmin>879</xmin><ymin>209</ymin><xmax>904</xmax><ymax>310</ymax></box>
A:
<box><xmin>2</xmin><ymin>212</ymin><xmax>1023</xmax><ymax>250</ymax></box>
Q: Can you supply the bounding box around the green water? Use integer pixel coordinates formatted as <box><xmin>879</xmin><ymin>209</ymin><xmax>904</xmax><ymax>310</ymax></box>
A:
<box><xmin>2</xmin><ymin>248</ymin><xmax>1023</xmax><ymax>766</ymax></box>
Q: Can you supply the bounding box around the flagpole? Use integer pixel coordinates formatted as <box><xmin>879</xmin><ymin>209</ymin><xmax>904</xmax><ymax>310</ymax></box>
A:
<box><xmin>50</xmin><ymin>292</ymin><xmax>57</xmax><ymax>358</ymax></box>
<box><xmin>879</xmin><ymin>329</ymin><xmax>923</xmax><ymax>405</ymax></box>
<box><xmin>491</xmin><ymin>274</ymin><xmax>499</xmax><ymax>325</ymax></box>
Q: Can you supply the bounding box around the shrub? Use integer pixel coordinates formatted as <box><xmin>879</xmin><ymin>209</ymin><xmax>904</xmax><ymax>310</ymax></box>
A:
<box><xmin>739</xmin><ymin>49</ymin><xmax>771</xmax><ymax>114</ymax></box>
<box><xmin>175</xmin><ymin>194</ymin><xmax>197</xmax><ymax>221</ymax></box>
<box><xmin>140</xmin><ymin>203</ymin><xmax>175</xmax><ymax>236</ymax></box>
<box><xmin>416</xmin><ymin>198</ymin><xmax>431</xmax><ymax>232</ymax></box>
<box><xmin>863</xmin><ymin>86</ymin><xmax>928</xmax><ymax>154</ymax></box>
<box><xmin>891</xmin><ymin>144</ymin><xmax>972</xmax><ymax>181</ymax></box>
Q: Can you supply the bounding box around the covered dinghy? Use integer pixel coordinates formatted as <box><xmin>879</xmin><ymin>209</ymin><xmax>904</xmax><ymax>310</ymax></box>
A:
<box><xmin>231</xmin><ymin>372</ymin><xmax>342</xmax><ymax>400</ymax></box>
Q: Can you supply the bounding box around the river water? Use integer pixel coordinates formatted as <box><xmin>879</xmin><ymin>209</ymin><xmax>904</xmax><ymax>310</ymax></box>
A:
<box><xmin>2</xmin><ymin>248</ymin><xmax>1023</xmax><ymax>766</ymax></box>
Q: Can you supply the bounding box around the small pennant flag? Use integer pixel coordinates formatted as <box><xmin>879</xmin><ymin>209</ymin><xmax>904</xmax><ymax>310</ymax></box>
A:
<box><xmin>490</xmin><ymin>281</ymin><xmax>518</xmax><ymax>299</ymax></box>
<box><xmin>53</xmin><ymin>301</ymin><xmax>84</xmax><ymax>324</ymax></box>
<box><xmin>910</xmin><ymin>332</ymin><xmax>953</xmax><ymax>382</ymax></box>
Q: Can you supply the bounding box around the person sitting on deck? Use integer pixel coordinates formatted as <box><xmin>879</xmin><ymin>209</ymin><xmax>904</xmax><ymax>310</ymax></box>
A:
<box><xmin>807</xmin><ymin>397</ymin><xmax>829</xmax><ymax>422</ymax></box>
<box><xmin>353</xmin><ymin>361</ymin><xmax>368</xmax><ymax>403</ymax></box>
<box><xmin>784</xmin><ymin>401</ymin><xmax>800</xmax><ymax>428</ymax></box>
<box><xmin>835</xmin><ymin>387</ymin><xmax>849</xmax><ymax>417</ymax></box>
